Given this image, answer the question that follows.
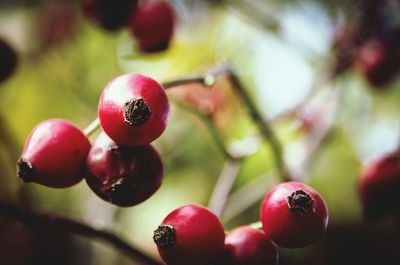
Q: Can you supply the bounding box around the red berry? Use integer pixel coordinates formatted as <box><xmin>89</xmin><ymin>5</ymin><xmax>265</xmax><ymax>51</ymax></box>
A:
<box><xmin>354</xmin><ymin>40</ymin><xmax>400</xmax><ymax>88</ymax></box>
<box><xmin>82</xmin><ymin>0</ymin><xmax>137</xmax><ymax>31</ymax></box>
<box><xmin>17</xmin><ymin>119</ymin><xmax>91</xmax><ymax>188</ymax></box>
<box><xmin>153</xmin><ymin>204</ymin><xmax>225</xmax><ymax>265</ymax></box>
<box><xmin>224</xmin><ymin>226</ymin><xmax>278</xmax><ymax>265</ymax></box>
<box><xmin>98</xmin><ymin>73</ymin><xmax>170</xmax><ymax>146</ymax></box>
<box><xmin>129</xmin><ymin>1</ymin><xmax>175</xmax><ymax>52</ymax></box>
<box><xmin>0</xmin><ymin>38</ymin><xmax>17</xmax><ymax>83</ymax></box>
<box><xmin>358</xmin><ymin>153</ymin><xmax>400</xmax><ymax>219</ymax></box>
<box><xmin>260</xmin><ymin>181</ymin><xmax>328</xmax><ymax>248</ymax></box>
<box><xmin>85</xmin><ymin>132</ymin><xmax>163</xmax><ymax>207</ymax></box>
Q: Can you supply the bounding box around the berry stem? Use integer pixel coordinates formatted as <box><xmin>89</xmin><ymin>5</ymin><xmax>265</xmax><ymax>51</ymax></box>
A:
<box><xmin>225</xmin><ymin>66</ymin><xmax>289</xmax><ymax>182</ymax></box>
<box><xmin>0</xmin><ymin>200</ymin><xmax>162</xmax><ymax>265</ymax></box>
<box><xmin>248</xmin><ymin>221</ymin><xmax>263</xmax><ymax>230</ymax></box>
<box><xmin>208</xmin><ymin>159</ymin><xmax>242</xmax><ymax>217</ymax></box>
<box><xmin>84</xmin><ymin>117</ymin><xmax>101</xmax><ymax>137</ymax></box>
<box><xmin>170</xmin><ymin>97</ymin><xmax>240</xmax><ymax>160</ymax></box>
<box><xmin>162</xmin><ymin>64</ymin><xmax>289</xmax><ymax>181</ymax></box>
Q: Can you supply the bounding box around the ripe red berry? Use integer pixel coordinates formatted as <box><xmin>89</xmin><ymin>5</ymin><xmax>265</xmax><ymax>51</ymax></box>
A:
<box><xmin>358</xmin><ymin>153</ymin><xmax>400</xmax><ymax>220</ymax></box>
<box><xmin>85</xmin><ymin>132</ymin><xmax>163</xmax><ymax>206</ymax></box>
<box><xmin>153</xmin><ymin>204</ymin><xmax>225</xmax><ymax>265</ymax></box>
<box><xmin>98</xmin><ymin>73</ymin><xmax>170</xmax><ymax>146</ymax></box>
<box><xmin>354</xmin><ymin>40</ymin><xmax>400</xmax><ymax>87</ymax></box>
<box><xmin>17</xmin><ymin>119</ymin><xmax>91</xmax><ymax>188</ymax></box>
<box><xmin>82</xmin><ymin>0</ymin><xmax>137</xmax><ymax>31</ymax></box>
<box><xmin>223</xmin><ymin>226</ymin><xmax>278</xmax><ymax>265</ymax></box>
<box><xmin>129</xmin><ymin>1</ymin><xmax>175</xmax><ymax>53</ymax></box>
<box><xmin>0</xmin><ymin>38</ymin><xmax>17</xmax><ymax>83</ymax></box>
<box><xmin>260</xmin><ymin>181</ymin><xmax>328</xmax><ymax>248</ymax></box>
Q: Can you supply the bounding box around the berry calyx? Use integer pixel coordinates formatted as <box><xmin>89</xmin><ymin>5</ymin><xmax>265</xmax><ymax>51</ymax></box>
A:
<box><xmin>17</xmin><ymin>119</ymin><xmax>91</xmax><ymax>188</ymax></box>
<box><xmin>260</xmin><ymin>181</ymin><xmax>329</xmax><ymax>248</ymax></box>
<box><xmin>223</xmin><ymin>226</ymin><xmax>278</xmax><ymax>265</ymax></box>
<box><xmin>287</xmin><ymin>189</ymin><xmax>313</xmax><ymax>215</ymax></box>
<box><xmin>129</xmin><ymin>0</ymin><xmax>175</xmax><ymax>53</ymax></box>
<box><xmin>98</xmin><ymin>73</ymin><xmax>170</xmax><ymax>146</ymax></box>
<box><xmin>358</xmin><ymin>153</ymin><xmax>400</xmax><ymax>219</ymax></box>
<box><xmin>153</xmin><ymin>225</ymin><xmax>176</xmax><ymax>249</ymax></box>
<box><xmin>123</xmin><ymin>98</ymin><xmax>152</xmax><ymax>126</ymax></box>
<box><xmin>85</xmin><ymin>132</ymin><xmax>163</xmax><ymax>206</ymax></box>
<box><xmin>0</xmin><ymin>38</ymin><xmax>17</xmax><ymax>83</ymax></box>
<box><xmin>153</xmin><ymin>204</ymin><xmax>225</xmax><ymax>265</ymax></box>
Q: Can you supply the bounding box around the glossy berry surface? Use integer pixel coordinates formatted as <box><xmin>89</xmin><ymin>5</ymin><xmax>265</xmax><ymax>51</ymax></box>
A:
<box><xmin>260</xmin><ymin>181</ymin><xmax>328</xmax><ymax>248</ymax></box>
<box><xmin>129</xmin><ymin>1</ymin><xmax>175</xmax><ymax>52</ymax></box>
<box><xmin>83</xmin><ymin>0</ymin><xmax>137</xmax><ymax>31</ymax></box>
<box><xmin>98</xmin><ymin>73</ymin><xmax>170</xmax><ymax>146</ymax></box>
<box><xmin>358</xmin><ymin>153</ymin><xmax>400</xmax><ymax>219</ymax></box>
<box><xmin>223</xmin><ymin>226</ymin><xmax>278</xmax><ymax>265</ymax></box>
<box><xmin>0</xmin><ymin>38</ymin><xmax>17</xmax><ymax>83</ymax></box>
<box><xmin>153</xmin><ymin>204</ymin><xmax>225</xmax><ymax>265</ymax></box>
<box><xmin>85</xmin><ymin>132</ymin><xmax>163</xmax><ymax>207</ymax></box>
<box><xmin>17</xmin><ymin>119</ymin><xmax>91</xmax><ymax>188</ymax></box>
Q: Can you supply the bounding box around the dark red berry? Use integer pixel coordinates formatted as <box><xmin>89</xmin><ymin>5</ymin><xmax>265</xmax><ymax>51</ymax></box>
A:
<box><xmin>85</xmin><ymin>132</ymin><xmax>163</xmax><ymax>207</ymax></box>
<box><xmin>82</xmin><ymin>0</ymin><xmax>137</xmax><ymax>31</ymax></box>
<box><xmin>153</xmin><ymin>204</ymin><xmax>225</xmax><ymax>265</ymax></box>
<box><xmin>260</xmin><ymin>181</ymin><xmax>328</xmax><ymax>248</ymax></box>
<box><xmin>129</xmin><ymin>1</ymin><xmax>175</xmax><ymax>53</ymax></box>
<box><xmin>17</xmin><ymin>119</ymin><xmax>91</xmax><ymax>188</ymax></box>
<box><xmin>98</xmin><ymin>73</ymin><xmax>170</xmax><ymax>146</ymax></box>
<box><xmin>354</xmin><ymin>40</ymin><xmax>400</xmax><ymax>88</ymax></box>
<box><xmin>223</xmin><ymin>226</ymin><xmax>278</xmax><ymax>265</ymax></box>
<box><xmin>358</xmin><ymin>153</ymin><xmax>400</xmax><ymax>220</ymax></box>
<box><xmin>0</xmin><ymin>38</ymin><xmax>17</xmax><ymax>83</ymax></box>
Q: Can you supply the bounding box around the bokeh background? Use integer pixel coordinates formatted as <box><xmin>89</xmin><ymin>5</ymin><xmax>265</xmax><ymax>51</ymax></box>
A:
<box><xmin>0</xmin><ymin>0</ymin><xmax>400</xmax><ymax>264</ymax></box>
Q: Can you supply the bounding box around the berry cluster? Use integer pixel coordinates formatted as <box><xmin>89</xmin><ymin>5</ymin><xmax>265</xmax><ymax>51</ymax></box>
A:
<box><xmin>83</xmin><ymin>0</ymin><xmax>175</xmax><ymax>53</ymax></box>
<box><xmin>153</xmin><ymin>182</ymin><xmax>328</xmax><ymax>265</ymax></box>
<box><xmin>17</xmin><ymin>73</ymin><xmax>169</xmax><ymax>206</ymax></box>
<box><xmin>334</xmin><ymin>0</ymin><xmax>400</xmax><ymax>87</ymax></box>
<box><xmin>358</xmin><ymin>152</ymin><xmax>400</xmax><ymax>220</ymax></box>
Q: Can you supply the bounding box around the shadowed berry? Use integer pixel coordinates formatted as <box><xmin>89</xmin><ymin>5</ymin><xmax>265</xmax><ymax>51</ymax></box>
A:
<box><xmin>0</xmin><ymin>38</ymin><xmax>17</xmax><ymax>83</ymax></box>
<box><xmin>129</xmin><ymin>1</ymin><xmax>175</xmax><ymax>52</ymax></box>
<box><xmin>85</xmin><ymin>132</ymin><xmax>163</xmax><ymax>206</ymax></box>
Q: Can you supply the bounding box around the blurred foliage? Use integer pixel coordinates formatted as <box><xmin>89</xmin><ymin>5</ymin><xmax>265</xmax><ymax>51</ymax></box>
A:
<box><xmin>0</xmin><ymin>0</ymin><xmax>399</xmax><ymax>265</ymax></box>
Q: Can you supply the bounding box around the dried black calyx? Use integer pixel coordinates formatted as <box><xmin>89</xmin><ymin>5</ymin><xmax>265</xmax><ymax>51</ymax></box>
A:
<box><xmin>287</xmin><ymin>189</ymin><xmax>313</xmax><ymax>215</ymax></box>
<box><xmin>153</xmin><ymin>225</ymin><xmax>176</xmax><ymax>249</ymax></box>
<box><xmin>16</xmin><ymin>158</ymin><xmax>36</xmax><ymax>182</ymax></box>
<box><xmin>106</xmin><ymin>178</ymin><xmax>132</xmax><ymax>204</ymax></box>
<box><xmin>124</xmin><ymin>98</ymin><xmax>152</xmax><ymax>126</ymax></box>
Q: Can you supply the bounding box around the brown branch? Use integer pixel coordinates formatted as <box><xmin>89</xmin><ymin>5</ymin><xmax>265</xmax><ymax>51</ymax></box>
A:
<box><xmin>0</xmin><ymin>200</ymin><xmax>162</xmax><ymax>265</ymax></box>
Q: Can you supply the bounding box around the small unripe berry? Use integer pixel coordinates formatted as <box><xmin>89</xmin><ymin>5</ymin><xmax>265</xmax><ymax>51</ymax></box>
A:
<box><xmin>153</xmin><ymin>204</ymin><xmax>225</xmax><ymax>265</ymax></box>
<box><xmin>98</xmin><ymin>73</ymin><xmax>170</xmax><ymax>146</ymax></box>
<box><xmin>223</xmin><ymin>226</ymin><xmax>278</xmax><ymax>265</ymax></box>
<box><xmin>260</xmin><ymin>181</ymin><xmax>329</xmax><ymax>248</ymax></box>
<box><xmin>129</xmin><ymin>1</ymin><xmax>175</xmax><ymax>52</ymax></box>
<box><xmin>85</xmin><ymin>132</ymin><xmax>163</xmax><ymax>206</ymax></box>
<box><xmin>358</xmin><ymin>153</ymin><xmax>400</xmax><ymax>219</ymax></box>
<box><xmin>17</xmin><ymin>119</ymin><xmax>91</xmax><ymax>188</ymax></box>
<box><xmin>82</xmin><ymin>0</ymin><xmax>137</xmax><ymax>31</ymax></box>
<box><xmin>0</xmin><ymin>38</ymin><xmax>17</xmax><ymax>83</ymax></box>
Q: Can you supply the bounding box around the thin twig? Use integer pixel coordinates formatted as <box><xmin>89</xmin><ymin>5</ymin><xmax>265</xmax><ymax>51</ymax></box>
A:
<box><xmin>0</xmin><ymin>200</ymin><xmax>162</xmax><ymax>265</ymax></box>
<box><xmin>208</xmin><ymin>159</ymin><xmax>242</xmax><ymax>217</ymax></box>
<box><xmin>225</xmin><ymin>67</ymin><xmax>288</xmax><ymax>181</ymax></box>
<box><xmin>162</xmin><ymin>64</ymin><xmax>288</xmax><ymax>181</ymax></box>
<box><xmin>170</xmin><ymin>97</ymin><xmax>239</xmax><ymax>160</ymax></box>
<box><xmin>83</xmin><ymin>117</ymin><xmax>101</xmax><ymax>137</ymax></box>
